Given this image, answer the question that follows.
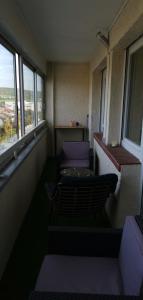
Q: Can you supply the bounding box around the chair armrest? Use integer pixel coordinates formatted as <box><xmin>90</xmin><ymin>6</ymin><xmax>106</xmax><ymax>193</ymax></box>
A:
<box><xmin>44</xmin><ymin>182</ymin><xmax>58</xmax><ymax>214</ymax></box>
<box><xmin>135</xmin><ymin>215</ymin><xmax>143</xmax><ymax>234</ymax></box>
<box><xmin>56</xmin><ymin>150</ymin><xmax>65</xmax><ymax>173</ymax></box>
<box><xmin>30</xmin><ymin>291</ymin><xmax>141</xmax><ymax>300</ymax></box>
<box><xmin>57</xmin><ymin>149</ymin><xmax>65</xmax><ymax>163</ymax></box>
<box><xmin>47</xmin><ymin>226</ymin><xmax>122</xmax><ymax>257</ymax></box>
<box><xmin>89</xmin><ymin>148</ymin><xmax>93</xmax><ymax>170</ymax></box>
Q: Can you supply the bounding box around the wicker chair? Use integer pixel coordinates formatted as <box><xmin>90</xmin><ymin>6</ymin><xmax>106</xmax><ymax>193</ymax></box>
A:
<box><xmin>48</xmin><ymin>174</ymin><xmax>118</xmax><ymax>225</ymax></box>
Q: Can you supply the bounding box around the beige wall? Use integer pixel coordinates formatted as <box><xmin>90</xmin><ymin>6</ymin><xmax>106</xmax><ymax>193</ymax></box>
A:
<box><xmin>89</xmin><ymin>70</ymin><xmax>102</xmax><ymax>146</ymax></box>
<box><xmin>105</xmin><ymin>49</ymin><xmax>126</xmax><ymax>144</ymax></box>
<box><xmin>110</xmin><ymin>0</ymin><xmax>143</xmax><ymax>50</ymax></box>
<box><xmin>0</xmin><ymin>133</ymin><xmax>48</xmax><ymax>279</ymax></box>
<box><xmin>90</xmin><ymin>44</ymin><xmax>107</xmax><ymax>72</ymax></box>
<box><xmin>0</xmin><ymin>0</ymin><xmax>46</xmax><ymax>73</ymax></box>
<box><xmin>46</xmin><ymin>63</ymin><xmax>55</xmax><ymax>155</ymax></box>
<box><xmin>54</xmin><ymin>63</ymin><xmax>89</xmax><ymax>126</ymax></box>
<box><xmin>46</xmin><ymin>63</ymin><xmax>89</xmax><ymax>154</ymax></box>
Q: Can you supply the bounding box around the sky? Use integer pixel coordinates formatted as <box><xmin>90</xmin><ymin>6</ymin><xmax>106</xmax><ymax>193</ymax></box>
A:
<box><xmin>0</xmin><ymin>43</ymin><xmax>42</xmax><ymax>91</ymax></box>
<box><xmin>0</xmin><ymin>44</ymin><xmax>14</xmax><ymax>88</ymax></box>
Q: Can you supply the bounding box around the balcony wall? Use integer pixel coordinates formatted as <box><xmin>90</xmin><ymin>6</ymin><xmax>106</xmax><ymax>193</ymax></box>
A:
<box><xmin>0</xmin><ymin>132</ymin><xmax>48</xmax><ymax>279</ymax></box>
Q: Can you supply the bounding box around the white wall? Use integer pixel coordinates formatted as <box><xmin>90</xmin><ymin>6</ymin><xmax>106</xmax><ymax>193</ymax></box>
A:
<box><xmin>89</xmin><ymin>0</ymin><xmax>143</xmax><ymax>146</ymax></box>
<box><xmin>89</xmin><ymin>0</ymin><xmax>143</xmax><ymax>226</ymax></box>
<box><xmin>94</xmin><ymin>139</ymin><xmax>141</xmax><ymax>228</ymax></box>
<box><xmin>0</xmin><ymin>0</ymin><xmax>46</xmax><ymax>73</ymax></box>
<box><xmin>0</xmin><ymin>133</ymin><xmax>48</xmax><ymax>279</ymax></box>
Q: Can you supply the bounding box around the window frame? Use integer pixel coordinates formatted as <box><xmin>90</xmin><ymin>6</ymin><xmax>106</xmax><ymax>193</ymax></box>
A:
<box><xmin>36</xmin><ymin>72</ymin><xmax>45</xmax><ymax>124</ymax></box>
<box><xmin>22</xmin><ymin>60</ymin><xmax>36</xmax><ymax>133</ymax></box>
<box><xmin>0</xmin><ymin>34</ymin><xmax>46</xmax><ymax>172</ymax></box>
<box><xmin>122</xmin><ymin>36</ymin><xmax>143</xmax><ymax>160</ymax></box>
<box><xmin>99</xmin><ymin>67</ymin><xmax>107</xmax><ymax>135</ymax></box>
<box><xmin>0</xmin><ymin>40</ymin><xmax>19</xmax><ymax>147</ymax></box>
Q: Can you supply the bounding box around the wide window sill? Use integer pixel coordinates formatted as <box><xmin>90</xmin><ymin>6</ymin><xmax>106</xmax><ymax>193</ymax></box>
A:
<box><xmin>0</xmin><ymin>122</ymin><xmax>48</xmax><ymax>192</ymax></box>
<box><xmin>94</xmin><ymin>133</ymin><xmax>140</xmax><ymax>172</ymax></box>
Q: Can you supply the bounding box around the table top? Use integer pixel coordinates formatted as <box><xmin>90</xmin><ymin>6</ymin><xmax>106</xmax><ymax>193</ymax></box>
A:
<box><xmin>60</xmin><ymin>168</ymin><xmax>94</xmax><ymax>177</ymax></box>
<box><xmin>55</xmin><ymin>126</ymin><xmax>85</xmax><ymax>129</ymax></box>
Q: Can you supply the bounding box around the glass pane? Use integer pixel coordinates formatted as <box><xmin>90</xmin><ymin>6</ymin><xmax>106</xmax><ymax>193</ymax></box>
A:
<box><xmin>0</xmin><ymin>44</ymin><xmax>17</xmax><ymax>155</ymax></box>
<box><xmin>100</xmin><ymin>69</ymin><xmax>106</xmax><ymax>132</ymax></box>
<box><xmin>126</xmin><ymin>46</ymin><xmax>143</xmax><ymax>145</ymax></box>
<box><xmin>16</xmin><ymin>54</ymin><xmax>22</xmax><ymax>138</ymax></box>
<box><xmin>23</xmin><ymin>64</ymin><xmax>35</xmax><ymax>133</ymax></box>
<box><xmin>37</xmin><ymin>74</ymin><xmax>43</xmax><ymax>123</ymax></box>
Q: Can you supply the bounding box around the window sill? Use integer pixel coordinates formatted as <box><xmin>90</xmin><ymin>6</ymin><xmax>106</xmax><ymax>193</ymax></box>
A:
<box><xmin>94</xmin><ymin>133</ymin><xmax>140</xmax><ymax>172</ymax></box>
<box><xmin>0</xmin><ymin>123</ymin><xmax>48</xmax><ymax>192</ymax></box>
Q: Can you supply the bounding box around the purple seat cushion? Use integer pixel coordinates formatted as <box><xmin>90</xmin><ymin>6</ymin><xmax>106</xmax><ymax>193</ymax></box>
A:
<box><xmin>60</xmin><ymin>159</ymin><xmax>89</xmax><ymax>169</ymax></box>
<box><xmin>35</xmin><ymin>255</ymin><xmax>122</xmax><ymax>295</ymax></box>
<box><xmin>63</xmin><ymin>142</ymin><xmax>89</xmax><ymax>160</ymax></box>
<box><xmin>119</xmin><ymin>216</ymin><xmax>143</xmax><ymax>296</ymax></box>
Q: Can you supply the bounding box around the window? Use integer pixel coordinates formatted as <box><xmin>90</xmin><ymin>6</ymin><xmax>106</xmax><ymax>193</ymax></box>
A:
<box><xmin>0</xmin><ymin>36</ymin><xmax>45</xmax><ymax>166</ymax></box>
<box><xmin>123</xmin><ymin>37</ymin><xmax>143</xmax><ymax>159</ymax></box>
<box><xmin>0</xmin><ymin>44</ymin><xmax>18</xmax><ymax>154</ymax></box>
<box><xmin>100</xmin><ymin>68</ymin><xmax>107</xmax><ymax>133</ymax></box>
<box><xmin>23</xmin><ymin>64</ymin><xmax>35</xmax><ymax>133</ymax></box>
<box><xmin>36</xmin><ymin>74</ymin><xmax>44</xmax><ymax>123</ymax></box>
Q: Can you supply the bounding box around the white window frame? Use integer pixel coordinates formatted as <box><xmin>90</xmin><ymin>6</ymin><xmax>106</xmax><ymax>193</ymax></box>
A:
<box><xmin>122</xmin><ymin>36</ymin><xmax>143</xmax><ymax>160</ymax></box>
<box><xmin>0</xmin><ymin>41</ymin><xmax>19</xmax><ymax>152</ymax></box>
<box><xmin>22</xmin><ymin>60</ymin><xmax>36</xmax><ymax>133</ymax></box>
<box><xmin>36</xmin><ymin>73</ymin><xmax>44</xmax><ymax>124</ymax></box>
<box><xmin>100</xmin><ymin>68</ymin><xmax>107</xmax><ymax>135</ymax></box>
<box><xmin>0</xmin><ymin>36</ymin><xmax>45</xmax><ymax>172</ymax></box>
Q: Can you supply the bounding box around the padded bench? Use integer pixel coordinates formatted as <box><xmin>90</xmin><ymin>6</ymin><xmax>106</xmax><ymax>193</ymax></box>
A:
<box><xmin>34</xmin><ymin>216</ymin><xmax>143</xmax><ymax>297</ymax></box>
<box><xmin>59</xmin><ymin>141</ymin><xmax>90</xmax><ymax>169</ymax></box>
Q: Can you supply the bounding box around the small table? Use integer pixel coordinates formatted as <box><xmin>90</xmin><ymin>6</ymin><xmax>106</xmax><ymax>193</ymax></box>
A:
<box><xmin>60</xmin><ymin>167</ymin><xmax>94</xmax><ymax>177</ymax></box>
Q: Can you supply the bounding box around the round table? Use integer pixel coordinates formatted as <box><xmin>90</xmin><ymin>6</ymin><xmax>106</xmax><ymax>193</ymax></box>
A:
<box><xmin>60</xmin><ymin>167</ymin><xmax>94</xmax><ymax>177</ymax></box>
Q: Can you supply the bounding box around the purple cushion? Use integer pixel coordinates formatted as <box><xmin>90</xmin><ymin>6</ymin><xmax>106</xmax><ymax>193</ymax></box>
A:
<box><xmin>60</xmin><ymin>159</ymin><xmax>89</xmax><ymax>169</ymax></box>
<box><xmin>119</xmin><ymin>216</ymin><xmax>143</xmax><ymax>296</ymax></box>
<box><xmin>63</xmin><ymin>142</ymin><xmax>89</xmax><ymax>160</ymax></box>
<box><xmin>35</xmin><ymin>255</ymin><xmax>122</xmax><ymax>295</ymax></box>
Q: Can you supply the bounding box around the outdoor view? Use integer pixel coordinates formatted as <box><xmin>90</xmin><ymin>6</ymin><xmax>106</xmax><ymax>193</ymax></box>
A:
<box><xmin>0</xmin><ymin>44</ymin><xmax>44</xmax><ymax>156</ymax></box>
<box><xmin>23</xmin><ymin>64</ymin><xmax>35</xmax><ymax>133</ymax></box>
<box><xmin>37</xmin><ymin>74</ymin><xmax>43</xmax><ymax>123</ymax></box>
<box><xmin>0</xmin><ymin>44</ymin><xmax>17</xmax><ymax>155</ymax></box>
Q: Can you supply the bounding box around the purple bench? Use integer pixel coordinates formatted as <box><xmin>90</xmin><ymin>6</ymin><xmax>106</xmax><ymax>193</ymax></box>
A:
<box><xmin>59</xmin><ymin>141</ymin><xmax>90</xmax><ymax>169</ymax></box>
<box><xmin>35</xmin><ymin>217</ymin><xmax>143</xmax><ymax>296</ymax></box>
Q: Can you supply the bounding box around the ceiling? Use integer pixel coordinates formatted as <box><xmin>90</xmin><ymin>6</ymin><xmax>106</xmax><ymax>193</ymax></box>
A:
<box><xmin>15</xmin><ymin>0</ymin><xmax>126</xmax><ymax>62</ymax></box>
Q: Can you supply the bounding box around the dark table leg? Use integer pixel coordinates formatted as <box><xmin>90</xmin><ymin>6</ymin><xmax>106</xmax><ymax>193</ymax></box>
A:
<box><xmin>54</xmin><ymin>128</ymin><xmax>57</xmax><ymax>156</ymax></box>
<box><xmin>82</xmin><ymin>128</ymin><xmax>85</xmax><ymax>141</ymax></box>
